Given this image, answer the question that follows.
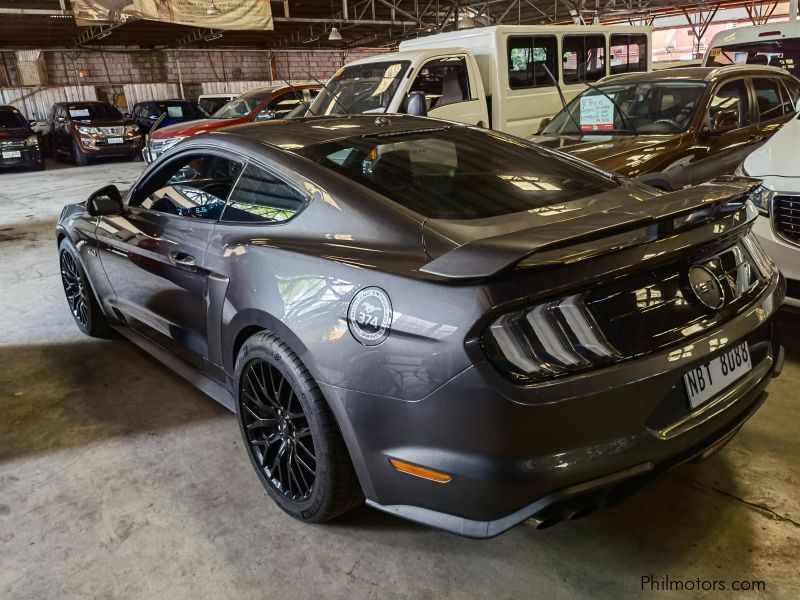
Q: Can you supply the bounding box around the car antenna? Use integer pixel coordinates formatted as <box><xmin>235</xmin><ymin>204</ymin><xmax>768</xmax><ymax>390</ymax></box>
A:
<box><xmin>306</xmin><ymin>71</ymin><xmax>350</xmax><ymax>115</ymax></box>
<box><xmin>541</xmin><ymin>62</ymin><xmax>582</xmax><ymax>133</ymax></box>
<box><xmin>279</xmin><ymin>77</ymin><xmax>314</xmax><ymax>116</ymax></box>
<box><xmin>582</xmin><ymin>82</ymin><xmax>639</xmax><ymax>136</ymax></box>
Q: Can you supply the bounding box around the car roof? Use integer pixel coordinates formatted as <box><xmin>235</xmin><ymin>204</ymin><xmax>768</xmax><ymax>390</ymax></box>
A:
<box><xmin>602</xmin><ymin>64</ymin><xmax>792</xmax><ymax>84</ymax></box>
<box><xmin>218</xmin><ymin>114</ymin><xmax>455</xmax><ymax>151</ymax></box>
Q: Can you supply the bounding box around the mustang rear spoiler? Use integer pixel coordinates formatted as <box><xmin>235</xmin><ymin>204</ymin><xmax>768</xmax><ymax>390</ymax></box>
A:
<box><xmin>420</xmin><ymin>178</ymin><xmax>760</xmax><ymax>279</ymax></box>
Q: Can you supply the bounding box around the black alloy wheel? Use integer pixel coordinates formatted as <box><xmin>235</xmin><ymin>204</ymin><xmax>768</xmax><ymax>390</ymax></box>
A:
<box><xmin>60</xmin><ymin>249</ymin><xmax>89</xmax><ymax>328</ymax></box>
<box><xmin>240</xmin><ymin>358</ymin><xmax>316</xmax><ymax>501</ymax></box>
<box><xmin>234</xmin><ymin>331</ymin><xmax>362</xmax><ymax>522</ymax></box>
<box><xmin>58</xmin><ymin>238</ymin><xmax>109</xmax><ymax>337</ymax></box>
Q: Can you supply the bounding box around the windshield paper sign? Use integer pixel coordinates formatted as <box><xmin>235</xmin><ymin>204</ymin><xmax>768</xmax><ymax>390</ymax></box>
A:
<box><xmin>579</xmin><ymin>95</ymin><xmax>614</xmax><ymax>131</ymax></box>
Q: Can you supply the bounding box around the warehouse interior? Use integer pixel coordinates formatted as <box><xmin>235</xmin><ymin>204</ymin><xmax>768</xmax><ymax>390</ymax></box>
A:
<box><xmin>1</xmin><ymin>1</ymin><xmax>799</xmax><ymax>598</ymax></box>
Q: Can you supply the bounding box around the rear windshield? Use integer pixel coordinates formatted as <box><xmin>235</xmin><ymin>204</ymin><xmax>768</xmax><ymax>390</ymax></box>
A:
<box><xmin>707</xmin><ymin>39</ymin><xmax>800</xmax><ymax>76</ymax></box>
<box><xmin>67</xmin><ymin>103</ymin><xmax>122</xmax><ymax>120</ymax></box>
<box><xmin>0</xmin><ymin>109</ymin><xmax>28</xmax><ymax>129</ymax></box>
<box><xmin>294</xmin><ymin>126</ymin><xmax>617</xmax><ymax>220</ymax></box>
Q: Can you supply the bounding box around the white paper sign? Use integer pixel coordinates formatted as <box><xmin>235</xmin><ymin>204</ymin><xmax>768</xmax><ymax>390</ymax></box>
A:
<box><xmin>166</xmin><ymin>106</ymin><xmax>184</xmax><ymax>118</ymax></box>
<box><xmin>69</xmin><ymin>108</ymin><xmax>90</xmax><ymax>118</ymax></box>
<box><xmin>579</xmin><ymin>95</ymin><xmax>615</xmax><ymax>131</ymax></box>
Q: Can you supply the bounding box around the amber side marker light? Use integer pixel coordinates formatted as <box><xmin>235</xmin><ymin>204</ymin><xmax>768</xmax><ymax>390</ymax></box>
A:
<box><xmin>389</xmin><ymin>458</ymin><xmax>452</xmax><ymax>483</ymax></box>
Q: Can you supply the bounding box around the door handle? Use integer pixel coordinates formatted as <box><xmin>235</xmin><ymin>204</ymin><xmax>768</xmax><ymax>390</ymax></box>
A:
<box><xmin>169</xmin><ymin>251</ymin><xmax>196</xmax><ymax>267</ymax></box>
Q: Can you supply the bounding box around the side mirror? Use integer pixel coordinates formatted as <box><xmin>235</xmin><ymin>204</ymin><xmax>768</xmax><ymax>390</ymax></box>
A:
<box><xmin>29</xmin><ymin>120</ymin><xmax>37</xmax><ymax>127</ymax></box>
<box><xmin>537</xmin><ymin>117</ymin><xmax>552</xmax><ymax>135</ymax></box>
<box><xmin>406</xmin><ymin>91</ymin><xmax>427</xmax><ymax>117</ymax></box>
<box><xmin>705</xmin><ymin>109</ymin><xmax>739</xmax><ymax>135</ymax></box>
<box><xmin>255</xmin><ymin>109</ymin><xmax>278</xmax><ymax>122</ymax></box>
<box><xmin>86</xmin><ymin>185</ymin><xmax>123</xmax><ymax>216</ymax></box>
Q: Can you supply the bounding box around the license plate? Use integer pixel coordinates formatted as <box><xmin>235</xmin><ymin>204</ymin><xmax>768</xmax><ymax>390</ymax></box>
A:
<box><xmin>107</xmin><ymin>137</ymin><xmax>123</xmax><ymax>144</ymax></box>
<box><xmin>2</xmin><ymin>150</ymin><xmax>21</xmax><ymax>158</ymax></box>
<box><xmin>684</xmin><ymin>343</ymin><xmax>752</xmax><ymax>409</ymax></box>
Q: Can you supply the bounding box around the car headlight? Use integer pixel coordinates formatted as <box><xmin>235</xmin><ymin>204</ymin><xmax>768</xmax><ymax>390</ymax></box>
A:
<box><xmin>125</xmin><ymin>125</ymin><xmax>140</xmax><ymax>134</ymax></box>
<box><xmin>748</xmin><ymin>184</ymin><xmax>774</xmax><ymax>216</ymax></box>
<box><xmin>77</xmin><ymin>126</ymin><xmax>99</xmax><ymax>135</ymax></box>
<box><xmin>25</xmin><ymin>135</ymin><xmax>38</xmax><ymax>147</ymax></box>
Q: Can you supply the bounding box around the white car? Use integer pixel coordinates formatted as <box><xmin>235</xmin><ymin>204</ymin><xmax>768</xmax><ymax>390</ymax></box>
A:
<box><xmin>740</xmin><ymin>115</ymin><xmax>800</xmax><ymax>308</ymax></box>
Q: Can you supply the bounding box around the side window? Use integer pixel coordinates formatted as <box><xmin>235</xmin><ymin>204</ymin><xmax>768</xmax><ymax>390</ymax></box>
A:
<box><xmin>753</xmin><ymin>77</ymin><xmax>784</xmax><ymax>121</ymax></box>
<box><xmin>131</xmin><ymin>154</ymin><xmax>243</xmax><ymax>220</ymax></box>
<box><xmin>562</xmin><ymin>35</ymin><xmax>606</xmax><ymax>84</ymax></box>
<box><xmin>507</xmin><ymin>36</ymin><xmax>558</xmax><ymax>89</ymax></box>
<box><xmin>264</xmin><ymin>91</ymin><xmax>305</xmax><ymax>119</ymax></box>
<box><xmin>222</xmin><ymin>163</ymin><xmax>305</xmax><ymax>223</ymax></box>
<box><xmin>780</xmin><ymin>78</ymin><xmax>800</xmax><ymax>113</ymax></box>
<box><xmin>708</xmin><ymin>80</ymin><xmax>751</xmax><ymax>128</ymax></box>
<box><xmin>609</xmin><ymin>34</ymin><xmax>648</xmax><ymax>75</ymax></box>
<box><xmin>408</xmin><ymin>56</ymin><xmax>471</xmax><ymax>110</ymax></box>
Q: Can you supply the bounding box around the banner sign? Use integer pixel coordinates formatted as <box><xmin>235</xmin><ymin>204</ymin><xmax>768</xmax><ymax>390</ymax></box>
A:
<box><xmin>72</xmin><ymin>0</ymin><xmax>273</xmax><ymax>31</ymax></box>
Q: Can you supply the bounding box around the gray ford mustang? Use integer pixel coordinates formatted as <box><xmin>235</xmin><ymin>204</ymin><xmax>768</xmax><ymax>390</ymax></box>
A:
<box><xmin>57</xmin><ymin>114</ymin><xmax>785</xmax><ymax>538</ymax></box>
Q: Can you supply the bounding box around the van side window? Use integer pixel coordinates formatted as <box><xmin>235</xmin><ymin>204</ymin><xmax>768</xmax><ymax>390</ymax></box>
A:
<box><xmin>222</xmin><ymin>163</ymin><xmax>305</xmax><ymax>223</ymax></box>
<box><xmin>753</xmin><ymin>77</ymin><xmax>785</xmax><ymax>121</ymax></box>
<box><xmin>507</xmin><ymin>36</ymin><xmax>558</xmax><ymax>89</ymax></box>
<box><xmin>562</xmin><ymin>35</ymin><xmax>606</xmax><ymax>84</ymax></box>
<box><xmin>408</xmin><ymin>57</ymin><xmax>471</xmax><ymax>110</ymax></box>
<box><xmin>609</xmin><ymin>34</ymin><xmax>648</xmax><ymax>74</ymax></box>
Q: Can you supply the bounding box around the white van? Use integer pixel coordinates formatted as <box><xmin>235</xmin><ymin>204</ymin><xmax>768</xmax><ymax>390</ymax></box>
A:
<box><xmin>309</xmin><ymin>25</ymin><xmax>651</xmax><ymax>137</ymax></box>
<box><xmin>703</xmin><ymin>21</ymin><xmax>800</xmax><ymax>77</ymax></box>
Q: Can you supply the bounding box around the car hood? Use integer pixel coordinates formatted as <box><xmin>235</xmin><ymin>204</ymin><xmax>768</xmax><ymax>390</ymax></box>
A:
<box><xmin>530</xmin><ymin>133</ymin><xmax>680</xmax><ymax>175</ymax></box>
<box><xmin>743</xmin><ymin>116</ymin><xmax>800</xmax><ymax>178</ymax></box>
<box><xmin>420</xmin><ymin>177</ymin><xmax>759</xmax><ymax>278</ymax></box>
<box><xmin>0</xmin><ymin>126</ymin><xmax>32</xmax><ymax>139</ymax></box>
<box><xmin>152</xmin><ymin>117</ymin><xmax>246</xmax><ymax>138</ymax></box>
<box><xmin>72</xmin><ymin>118</ymin><xmax>129</xmax><ymax>127</ymax></box>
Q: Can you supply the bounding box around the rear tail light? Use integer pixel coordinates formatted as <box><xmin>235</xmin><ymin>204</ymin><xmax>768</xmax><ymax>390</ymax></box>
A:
<box><xmin>481</xmin><ymin>294</ymin><xmax>620</xmax><ymax>382</ymax></box>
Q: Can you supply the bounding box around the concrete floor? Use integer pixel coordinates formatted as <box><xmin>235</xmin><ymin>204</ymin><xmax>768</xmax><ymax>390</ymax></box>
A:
<box><xmin>1</xmin><ymin>159</ymin><xmax>799</xmax><ymax>600</ymax></box>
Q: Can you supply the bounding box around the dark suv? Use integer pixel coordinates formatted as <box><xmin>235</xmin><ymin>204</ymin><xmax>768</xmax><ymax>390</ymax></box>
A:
<box><xmin>50</xmin><ymin>101</ymin><xmax>143</xmax><ymax>166</ymax></box>
<box><xmin>130</xmin><ymin>99</ymin><xmax>203</xmax><ymax>134</ymax></box>
<box><xmin>0</xmin><ymin>104</ymin><xmax>44</xmax><ymax>171</ymax></box>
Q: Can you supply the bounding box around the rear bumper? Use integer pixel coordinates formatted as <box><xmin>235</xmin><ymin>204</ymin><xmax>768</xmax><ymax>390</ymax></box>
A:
<box><xmin>322</xmin><ymin>273</ymin><xmax>784</xmax><ymax>538</ymax></box>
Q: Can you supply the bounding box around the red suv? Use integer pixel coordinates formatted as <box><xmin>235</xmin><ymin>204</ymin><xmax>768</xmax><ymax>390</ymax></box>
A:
<box><xmin>144</xmin><ymin>84</ymin><xmax>319</xmax><ymax>162</ymax></box>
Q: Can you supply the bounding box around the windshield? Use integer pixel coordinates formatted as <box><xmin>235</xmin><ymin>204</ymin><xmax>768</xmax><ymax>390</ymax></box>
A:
<box><xmin>542</xmin><ymin>81</ymin><xmax>707</xmax><ymax>136</ymax></box>
<box><xmin>67</xmin><ymin>103</ymin><xmax>123</xmax><ymax>120</ymax></box>
<box><xmin>294</xmin><ymin>127</ymin><xmax>616</xmax><ymax>220</ymax></box>
<box><xmin>155</xmin><ymin>102</ymin><xmax>197</xmax><ymax>118</ymax></box>
<box><xmin>307</xmin><ymin>61</ymin><xmax>410</xmax><ymax>115</ymax></box>
<box><xmin>707</xmin><ymin>39</ymin><xmax>800</xmax><ymax>76</ymax></box>
<box><xmin>0</xmin><ymin>109</ymin><xmax>28</xmax><ymax>129</ymax></box>
<box><xmin>212</xmin><ymin>89</ymin><xmax>273</xmax><ymax>119</ymax></box>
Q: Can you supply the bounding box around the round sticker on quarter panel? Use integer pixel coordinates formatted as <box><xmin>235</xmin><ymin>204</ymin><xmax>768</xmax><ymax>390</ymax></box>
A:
<box><xmin>348</xmin><ymin>287</ymin><xmax>392</xmax><ymax>346</ymax></box>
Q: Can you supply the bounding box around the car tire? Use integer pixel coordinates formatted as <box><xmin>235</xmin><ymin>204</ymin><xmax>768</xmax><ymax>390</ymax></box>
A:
<box><xmin>72</xmin><ymin>140</ymin><xmax>89</xmax><ymax>166</ymax></box>
<box><xmin>234</xmin><ymin>331</ymin><xmax>363</xmax><ymax>523</ymax></box>
<box><xmin>58</xmin><ymin>238</ymin><xmax>110</xmax><ymax>338</ymax></box>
